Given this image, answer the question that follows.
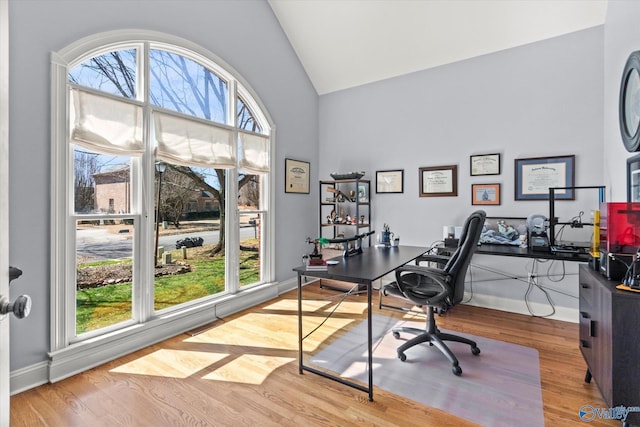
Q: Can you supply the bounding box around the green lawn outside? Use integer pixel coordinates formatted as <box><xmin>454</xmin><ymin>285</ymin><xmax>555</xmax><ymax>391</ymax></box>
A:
<box><xmin>76</xmin><ymin>243</ymin><xmax>260</xmax><ymax>333</ymax></box>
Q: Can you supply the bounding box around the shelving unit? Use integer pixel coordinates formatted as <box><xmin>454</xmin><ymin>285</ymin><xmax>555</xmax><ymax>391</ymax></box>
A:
<box><xmin>318</xmin><ymin>178</ymin><xmax>371</xmax><ymax>292</ymax></box>
<box><xmin>319</xmin><ymin>178</ymin><xmax>371</xmax><ymax>246</ymax></box>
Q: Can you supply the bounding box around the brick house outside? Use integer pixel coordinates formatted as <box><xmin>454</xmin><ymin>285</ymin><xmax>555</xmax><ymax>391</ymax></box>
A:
<box><xmin>93</xmin><ymin>165</ymin><xmax>130</xmax><ymax>213</ymax></box>
<box><xmin>93</xmin><ymin>165</ymin><xmax>219</xmax><ymax>216</ymax></box>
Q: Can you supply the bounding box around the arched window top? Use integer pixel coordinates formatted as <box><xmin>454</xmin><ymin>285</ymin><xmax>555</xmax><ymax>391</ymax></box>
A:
<box><xmin>69</xmin><ymin>48</ymin><xmax>138</xmax><ymax>99</ymax></box>
<box><xmin>56</xmin><ymin>29</ymin><xmax>273</xmax><ymax>134</ymax></box>
<box><xmin>63</xmin><ymin>30</ymin><xmax>271</xmax><ymax>174</ymax></box>
<box><xmin>148</xmin><ymin>49</ymin><xmax>228</xmax><ymax>124</ymax></box>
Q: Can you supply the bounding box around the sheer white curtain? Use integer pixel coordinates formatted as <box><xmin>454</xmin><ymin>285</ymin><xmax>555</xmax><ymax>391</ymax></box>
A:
<box><xmin>154</xmin><ymin>111</ymin><xmax>236</xmax><ymax>168</ymax></box>
<box><xmin>70</xmin><ymin>88</ymin><xmax>270</xmax><ymax>173</ymax></box>
<box><xmin>239</xmin><ymin>131</ymin><xmax>270</xmax><ymax>174</ymax></box>
<box><xmin>69</xmin><ymin>88</ymin><xmax>144</xmax><ymax>156</ymax></box>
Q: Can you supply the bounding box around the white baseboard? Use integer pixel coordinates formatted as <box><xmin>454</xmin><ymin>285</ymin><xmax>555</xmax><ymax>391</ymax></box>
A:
<box><xmin>276</xmin><ymin>276</ymin><xmax>297</xmax><ymax>294</ymax></box>
<box><xmin>10</xmin><ymin>361</ymin><xmax>48</xmax><ymax>395</ymax></box>
<box><xmin>463</xmin><ymin>292</ymin><xmax>579</xmax><ymax>323</ymax></box>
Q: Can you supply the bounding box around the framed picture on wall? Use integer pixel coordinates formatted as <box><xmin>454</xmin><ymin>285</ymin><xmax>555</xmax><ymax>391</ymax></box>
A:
<box><xmin>514</xmin><ymin>155</ymin><xmax>575</xmax><ymax>200</ymax></box>
<box><xmin>470</xmin><ymin>153</ymin><xmax>500</xmax><ymax>176</ymax></box>
<box><xmin>284</xmin><ymin>158</ymin><xmax>310</xmax><ymax>194</ymax></box>
<box><xmin>471</xmin><ymin>183</ymin><xmax>501</xmax><ymax>205</ymax></box>
<box><xmin>376</xmin><ymin>169</ymin><xmax>404</xmax><ymax>193</ymax></box>
<box><xmin>419</xmin><ymin>165</ymin><xmax>458</xmax><ymax>197</ymax></box>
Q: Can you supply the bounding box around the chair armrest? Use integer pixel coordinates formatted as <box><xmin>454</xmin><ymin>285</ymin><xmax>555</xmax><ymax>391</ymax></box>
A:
<box><xmin>394</xmin><ymin>265</ymin><xmax>451</xmax><ymax>306</ymax></box>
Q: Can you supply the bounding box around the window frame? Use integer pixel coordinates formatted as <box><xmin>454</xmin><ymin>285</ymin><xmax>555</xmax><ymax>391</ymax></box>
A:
<box><xmin>50</xmin><ymin>30</ymin><xmax>275</xmax><ymax>376</ymax></box>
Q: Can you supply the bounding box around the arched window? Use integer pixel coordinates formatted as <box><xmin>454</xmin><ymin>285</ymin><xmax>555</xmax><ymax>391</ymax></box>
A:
<box><xmin>50</xmin><ymin>31</ymin><xmax>273</xmax><ymax>374</ymax></box>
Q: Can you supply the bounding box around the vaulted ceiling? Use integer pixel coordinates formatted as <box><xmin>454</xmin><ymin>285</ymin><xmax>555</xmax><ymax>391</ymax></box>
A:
<box><xmin>268</xmin><ymin>0</ymin><xmax>608</xmax><ymax>95</ymax></box>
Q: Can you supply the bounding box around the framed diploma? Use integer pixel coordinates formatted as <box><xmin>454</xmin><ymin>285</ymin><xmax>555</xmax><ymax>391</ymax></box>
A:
<box><xmin>284</xmin><ymin>158</ymin><xmax>310</xmax><ymax>194</ymax></box>
<box><xmin>514</xmin><ymin>155</ymin><xmax>575</xmax><ymax>200</ymax></box>
<box><xmin>470</xmin><ymin>153</ymin><xmax>500</xmax><ymax>176</ymax></box>
<box><xmin>419</xmin><ymin>165</ymin><xmax>457</xmax><ymax>197</ymax></box>
<box><xmin>376</xmin><ymin>169</ymin><xmax>404</xmax><ymax>193</ymax></box>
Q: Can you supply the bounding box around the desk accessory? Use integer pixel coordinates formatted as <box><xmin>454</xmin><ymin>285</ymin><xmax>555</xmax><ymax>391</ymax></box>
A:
<box><xmin>527</xmin><ymin>214</ymin><xmax>549</xmax><ymax>251</ymax></box>
<box><xmin>444</xmin><ymin>238</ymin><xmax>459</xmax><ymax>248</ymax></box>
<box><xmin>600</xmin><ymin>252</ymin><xmax>633</xmax><ymax>281</ymax></box>
<box><xmin>598</xmin><ymin>202</ymin><xmax>640</xmax><ymax>280</ymax></box>
<box><xmin>616</xmin><ymin>283</ymin><xmax>640</xmax><ymax>292</ymax></box>
<box><xmin>378</xmin><ymin>223</ymin><xmax>393</xmax><ymax>248</ymax></box>
<box><xmin>305</xmin><ymin>237</ymin><xmax>329</xmax><ymax>265</ymax></box>
<box><xmin>324</xmin><ymin>230</ymin><xmax>375</xmax><ymax>257</ymax></box>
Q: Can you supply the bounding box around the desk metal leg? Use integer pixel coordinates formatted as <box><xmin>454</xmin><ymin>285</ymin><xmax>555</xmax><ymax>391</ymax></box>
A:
<box><xmin>298</xmin><ymin>274</ymin><xmax>303</xmax><ymax>374</ymax></box>
<box><xmin>296</xmin><ymin>275</ymin><xmax>374</xmax><ymax>401</ymax></box>
<box><xmin>367</xmin><ymin>281</ymin><xmax>373</xmax><ymax>401</ymax></box>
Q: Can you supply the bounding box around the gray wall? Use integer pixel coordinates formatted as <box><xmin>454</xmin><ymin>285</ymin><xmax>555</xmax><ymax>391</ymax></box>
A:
<box><xmin>604</xmin><ymin>0</ymin><xmax>640</xmax><ymax>200</ymax></box>
<box><xmin>319</xmin><ymin>27</ymin><xmax>604</xmax><ymax>319</ymax></box>
<box><xmin>8</xmin><ymin>0</ymin><xmax>318</xmax><ymax>370</ymax></box>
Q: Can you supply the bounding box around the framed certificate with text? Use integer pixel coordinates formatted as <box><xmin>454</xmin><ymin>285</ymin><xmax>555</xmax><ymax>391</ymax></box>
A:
<box><xmin>376</xmin><ymin>169</ymin><xmax>404</xmax><ymax>193</ymax></box>
<box><xmin>470</xmin><ymin>153</ymin><xmax>500</xmax><ymax>176</ymax></box>
<box><xmin>285</xmin><ymin>158</ymin><xmax>310</xmax><ymax>194</ymax></box>
<box><xmin>419</xmin><ymin>165</ymin><xmax>457</xmax><ymax>197</ymax></box>
<box><xmin>514</xmin><ymin>155</ymin><xmax>575</xmax><ymax>200</ymax></box>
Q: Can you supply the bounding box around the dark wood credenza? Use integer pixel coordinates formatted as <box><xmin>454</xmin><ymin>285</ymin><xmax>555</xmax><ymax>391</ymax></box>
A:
<box><xmin>579</xmin><ymin>265</ymin><xmax>640</xmax><ymax>425</ymax></box>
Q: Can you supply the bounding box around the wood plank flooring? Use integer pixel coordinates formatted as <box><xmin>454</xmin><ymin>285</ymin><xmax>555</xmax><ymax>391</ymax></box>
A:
<box><xmin>11</xmin><ymin>282</ymin><xmax>620</xmax><ymax>426</ymax></box>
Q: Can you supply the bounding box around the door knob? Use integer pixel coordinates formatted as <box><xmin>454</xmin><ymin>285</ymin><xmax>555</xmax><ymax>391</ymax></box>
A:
<box><xmin>0</xmin><ymin>295</ymin><xmax>31</xmax><ymax>319</ymax></box>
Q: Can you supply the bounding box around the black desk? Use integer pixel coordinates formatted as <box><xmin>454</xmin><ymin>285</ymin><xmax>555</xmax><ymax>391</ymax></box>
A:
<box><xmin>293</xmin><ymin>245</ymin><xmax>428</xmax><ymax>401</ymax></box>
<box><xmin>476</xmin><ymin>243</ymin><xmax>591</xmax><ymax>262</ymax></box>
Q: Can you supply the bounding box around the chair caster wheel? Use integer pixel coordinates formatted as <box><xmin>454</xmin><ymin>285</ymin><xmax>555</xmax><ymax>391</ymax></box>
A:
<box><xmin>392</xmin><ymin>331</ymin><xmax>400</xmax><ymax>339</ymax></box>
<box><xmin>398</xmin><ymin>352</ymin><xmax>407</xmax><ymax>362</ymax></box>
<box><xmin>452</xmin><ymin>365</ymin><xmax>462</xmax><ymax>376</ymax></box>
<box><xmin>471</xmin><ymin>346</ymin><xmax>481</xmax><ymax>356</ymax></box>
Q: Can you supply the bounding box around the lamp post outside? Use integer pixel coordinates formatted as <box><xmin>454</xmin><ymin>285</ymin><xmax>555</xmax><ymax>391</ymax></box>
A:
<box><xmin>154</xmin><ymin>162</ymin><xmax>167</xmax><ymax>267</ymax></box>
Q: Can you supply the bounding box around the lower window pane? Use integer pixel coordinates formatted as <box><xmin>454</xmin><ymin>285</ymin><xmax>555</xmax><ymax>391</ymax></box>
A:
<box><xmin>239</xmin><ymin>212</ymin><xmax>261</xmax><ymax>287</ymax></box>
<box><xmin>153</xmin><ymin>164</ymin><xmax>226</xmax><ymax>311</ymax></box>
<box><xmin>76</xmin><ymin>219</ymin><xmax>134</xmax><ymax>334</ymax></box>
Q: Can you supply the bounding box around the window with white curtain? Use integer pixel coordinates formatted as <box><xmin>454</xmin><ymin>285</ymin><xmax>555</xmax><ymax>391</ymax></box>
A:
<box><xmin>50</xmin><ymin>32</ymin><xmax>273</xmax><ymax>364</ymax></box>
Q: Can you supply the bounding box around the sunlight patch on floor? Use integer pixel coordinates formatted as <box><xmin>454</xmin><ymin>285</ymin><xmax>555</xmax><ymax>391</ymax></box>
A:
<box><xmin>202</xmin><ymin>354</ymin><xmax>294</xmax><ymax>384</ymax></box>
<box><xmin>263</xmin><ymin>298</ymin><xmax>331</xmax><ymax>311</ymax></box>
<box><xmin>321</xmin><ymin>300</ymin><xmax>368</xmax><ymax>315</ymax></box>
<box><xmin>184</xmin><ymin>313</ymin><xmax>355</xmax><ymax>352</ymax></box>
<box><xmin>109</xmin><ymin>349</ymin><xmax>228</xmax><ymax>378</ymax></box>
<box><xmin>265</xmin><ymin>297</ymin><xmax>369</xmax><ymax>316</ymax></box>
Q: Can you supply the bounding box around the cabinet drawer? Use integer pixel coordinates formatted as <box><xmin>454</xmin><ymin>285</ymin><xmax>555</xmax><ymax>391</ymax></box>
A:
<box><xmin>579</xmin><ymin>280</ymin><xmax>594</xmax><ymax>306</ymax></box>
<box><xmin>579</xmin><ymin>310</ymin><xmax>596</xmax><ymax>340</ymax></box>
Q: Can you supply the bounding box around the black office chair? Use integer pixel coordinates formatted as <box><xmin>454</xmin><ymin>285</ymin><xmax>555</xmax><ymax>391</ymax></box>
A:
<box><xmin>381</xmin><ymin>210</ymin><xmax>486</xmax><ymax>376</ymax></box>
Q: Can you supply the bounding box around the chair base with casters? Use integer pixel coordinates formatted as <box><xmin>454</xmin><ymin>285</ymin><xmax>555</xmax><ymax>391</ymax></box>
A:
<box><xmin>393</xmin><ymin>307</ymin><xmax>480</xmax><ymax>376</ymax></box>
<box><xmin>391</xmin><ymin>304</ymin><xmax>480</xmax><ymax>376</ymax></box>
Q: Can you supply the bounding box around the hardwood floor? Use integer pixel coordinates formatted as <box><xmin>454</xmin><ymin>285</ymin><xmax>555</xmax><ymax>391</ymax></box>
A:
<box><xmin>11</xmin><ymin>282</ymin><xmax>619</xmax><ymax>426</ymax></box>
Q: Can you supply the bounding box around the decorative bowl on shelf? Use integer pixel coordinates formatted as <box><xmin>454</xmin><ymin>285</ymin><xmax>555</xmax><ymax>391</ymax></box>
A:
<box><xmin>330</xmin><ymin>172</ymin><xmax>365</xmax><ymax>180</ymax></box>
